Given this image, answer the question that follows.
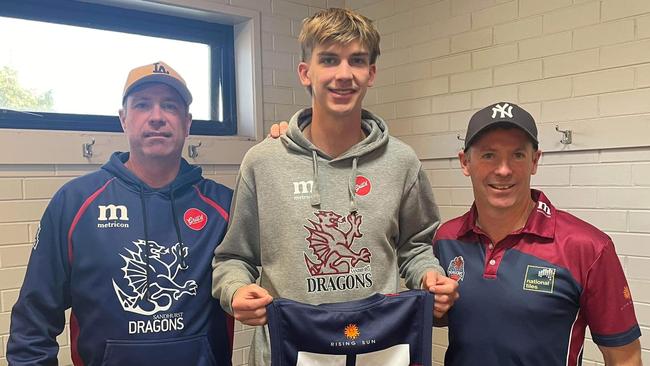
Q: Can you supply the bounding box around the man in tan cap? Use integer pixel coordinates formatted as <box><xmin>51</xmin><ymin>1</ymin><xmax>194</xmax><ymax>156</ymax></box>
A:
<box><xmin>7</xmin><ymin>61</ymin><xmax>235</xmax><ymax>366</ymax></box>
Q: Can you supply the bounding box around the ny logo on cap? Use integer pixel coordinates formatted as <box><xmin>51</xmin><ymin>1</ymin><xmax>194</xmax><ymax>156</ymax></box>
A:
<box><xmin>152</xmin><ymin>62</ymin><xmax>170</xmax><ymax>75</ymax></box>
<box><xmin>491</xmin><ymin>103</ymin><xmax>513</xmax><ymax>119</ymax></box>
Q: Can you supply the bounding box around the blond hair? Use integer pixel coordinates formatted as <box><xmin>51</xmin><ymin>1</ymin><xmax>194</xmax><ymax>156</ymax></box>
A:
<box><xmin>299</xmin><ymin>8</ymin><xmax>381</xmax><ymax>64</ymax></box>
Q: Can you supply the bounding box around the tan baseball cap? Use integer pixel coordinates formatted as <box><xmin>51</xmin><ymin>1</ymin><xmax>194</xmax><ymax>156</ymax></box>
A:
<box><xmin>122</xmin><ymin>61</ymin><xmax>192</xmax><ymax>106</ymax></box>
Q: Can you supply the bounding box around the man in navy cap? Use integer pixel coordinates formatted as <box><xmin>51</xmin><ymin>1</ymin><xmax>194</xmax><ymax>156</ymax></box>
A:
<box><xmin>434</xmin><ymin>101</ymin><xmax>641</xmax><ymax>366</ymax></box>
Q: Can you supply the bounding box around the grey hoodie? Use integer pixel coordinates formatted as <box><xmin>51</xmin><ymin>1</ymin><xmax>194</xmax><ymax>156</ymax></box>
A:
<box><xmin>212</xmin><ymin>108</ymin><xmax>443</xmax><ymax>365</ymax></box>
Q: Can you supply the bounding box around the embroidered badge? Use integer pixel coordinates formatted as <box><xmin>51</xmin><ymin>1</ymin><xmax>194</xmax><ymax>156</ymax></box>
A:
<box><xmin>523</xmin><ymin>265</ymin><xmax>556</xmax><ymax>293</ymax></box>
<box><xmin>447</xmin><ymin>256</ymin><xmax>465</xmax><ymax>282</ymax></box>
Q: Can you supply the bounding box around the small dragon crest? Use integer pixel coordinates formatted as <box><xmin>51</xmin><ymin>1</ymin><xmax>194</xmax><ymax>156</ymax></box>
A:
<box><xmin>447</xmin><ymin>256</ymin><xmax>465</xmax><ymax>282</ymax></box>
<box><xmin>112</xmin><ymin>240</ymin><xmax>197</xmax><ymax>316</ymax></box>
<box><xmin>303</xmin><ymin>210</ymin><xmax>371</xmax><ymax>276</ymax></box>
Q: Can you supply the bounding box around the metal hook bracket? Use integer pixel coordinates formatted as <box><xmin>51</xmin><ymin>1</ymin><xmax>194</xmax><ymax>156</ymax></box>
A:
<box><xmin>555</xmin><ymin>125</ymin><xmax>572</xmax><ymax>145</ymax></box>
<box><xmin>82</xmin><ymin>138</ymin><xmax>95</xmax><ymax>158</ymax></box>
<box><xmin>456</xmin><ymin>134</ymin><xmax>465</xmax><ymax>142</ymax></box>
<box><xmin>188</xmin><ymin>141</ymin><xmax>202</xmax><ymax>159</ymax></box>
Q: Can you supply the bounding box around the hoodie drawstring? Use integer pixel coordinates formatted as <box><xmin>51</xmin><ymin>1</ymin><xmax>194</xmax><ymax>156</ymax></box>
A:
<box><xmin>139</xmin><ymin>187</ymin><xmax>188</xmax><ymax>301</ymax></box>
<box><xmin>139</xmin><ymin>188</ymin><xmax>151</xmax><ymax>300</ymax></box>
<box><xmin>311</xmin><ymin>150</ymin><xmax>359</xmax><ymax>214</ymax></box>
<box><xmin>169</xmin><ymin>189</ymin><xmax>188</xmax><ymax>269</ymax></box>
<box><xmin>310</xmin><ymin>150</ymin><xmax>321</xmax><ymax>207</ymax></box>
<box><xmin>348</xmin><ymin>157</ymin><xmax>359</xmax><ymax>213</ymax></box>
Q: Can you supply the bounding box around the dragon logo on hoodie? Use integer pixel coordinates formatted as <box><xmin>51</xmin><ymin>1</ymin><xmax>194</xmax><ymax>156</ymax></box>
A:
<box><xmin>112</xmin><ymin>240</ymin><xmax>197</xmax><ymax>316</ymax></box>
<box><xmin>303</xmin><ymin>211</ymin><xmax>374</xmax><ymax>293</ymax></box>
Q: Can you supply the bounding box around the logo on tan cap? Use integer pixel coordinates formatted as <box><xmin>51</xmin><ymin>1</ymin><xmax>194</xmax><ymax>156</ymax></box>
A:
<box><xmin>152</xmin><ymin>62</ymin><xmax>170</xmax><ymax>75</ymax></box>
<box><xmin>122</xmin><ymin>61</ymin><xmax>193</xmax><ymax>106</ymax></box>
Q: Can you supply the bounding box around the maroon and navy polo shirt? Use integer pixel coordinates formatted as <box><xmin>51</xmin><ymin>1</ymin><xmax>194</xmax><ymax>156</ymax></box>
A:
<box><xmin>434</xmin><ymin>190</ymin><xmax>640</xmax><ymax>366</ymax></box>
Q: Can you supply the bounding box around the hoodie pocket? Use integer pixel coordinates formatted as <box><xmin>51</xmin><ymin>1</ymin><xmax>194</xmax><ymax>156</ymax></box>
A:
<box><xmin>100</xmin><ymin>334</ymin><xmax>218</xmax><ymax>366</ymax></box>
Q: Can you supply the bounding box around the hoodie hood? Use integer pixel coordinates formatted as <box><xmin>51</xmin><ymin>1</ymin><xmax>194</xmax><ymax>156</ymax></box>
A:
<box><xmin>102</xmin><ymin>152</ymin><xmax>202</xmax><ymax>194</ymax></box>
<box><xmin>282</xmin><ymin>108</ymin><xmax>390</xmax><ymax>161</ymax></box>
<box><xmin>280</xmin><ymin>108</ymin><xmax>390</xmax><ymax>212</ymax></box>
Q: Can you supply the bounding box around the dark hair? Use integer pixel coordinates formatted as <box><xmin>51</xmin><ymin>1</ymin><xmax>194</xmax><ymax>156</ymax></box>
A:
<box><xmin>121</xmin><ymin>82</ymin><xmax>189</xmax><ymax>115</ymax></box>
<box><xmin>464</xmin><ymin>122</ymin><xmax>539</xmax><ymax>152</ymax></box>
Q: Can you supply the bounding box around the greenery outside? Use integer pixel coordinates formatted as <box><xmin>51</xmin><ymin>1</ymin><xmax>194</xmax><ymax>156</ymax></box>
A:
<box><xmin>0</xmin><ymin>66</ymin><xmax>54</xmax><ymax>112</ymax></box>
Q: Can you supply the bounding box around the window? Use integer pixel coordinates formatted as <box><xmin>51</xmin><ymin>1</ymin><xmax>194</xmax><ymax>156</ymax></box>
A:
<box><xmin>0</xmin><ymin>0</ymin><xmax>237</xmax><ymax>135</ymax></box>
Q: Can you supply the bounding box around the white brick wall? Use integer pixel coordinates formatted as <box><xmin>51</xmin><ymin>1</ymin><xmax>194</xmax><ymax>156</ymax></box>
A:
<box><xmin>0</xmin><ymin>2</ymin><xmax>302</xmax><ymax>365</ymax></box>
<box><xmin>350</xmin><ymin>0</ymin><xmax>650</xmax><ymax>364</ymax></box>
<box><xmin>4</xmin><ymin>1</ymin><xmax>650</xmax><ymax>365</ymax></box>
<box><xmin>472</xmin><ymin>43</ymin><xmax>518</xmax><ymax>69</ymax></box>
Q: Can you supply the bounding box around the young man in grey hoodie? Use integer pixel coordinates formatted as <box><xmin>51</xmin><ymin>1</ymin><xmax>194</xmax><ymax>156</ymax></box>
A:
<box><xmin>212</xmin><ymin>8</ymin><xmax>459</xmax><ymax>365</ymax></box>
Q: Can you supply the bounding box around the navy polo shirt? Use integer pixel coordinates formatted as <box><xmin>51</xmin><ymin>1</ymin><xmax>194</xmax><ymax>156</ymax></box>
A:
<box><xmin>434</xmin><ymin>190</ymin><xmax>640</xmax><ymax>366</ymax></box>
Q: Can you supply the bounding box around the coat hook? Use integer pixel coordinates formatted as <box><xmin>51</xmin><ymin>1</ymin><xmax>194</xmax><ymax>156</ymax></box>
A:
<box><xmin>188</xmin><ymin>141</ymin><xmax>202</xmax><ymax>159</ymax></box>
<box><xmin>82</xmin><ymin>138</ymin><xmax>95</xmax><ymax>158</ymax></box>
<box><xmin>456</xmin><ymin>134</ymin><xmax>465</xmax><ymax>141</ymax></box>
<box><xmin>555</xmin><ymin>125</ymin><xmax>572</xmax><ymax>145</ymax></box>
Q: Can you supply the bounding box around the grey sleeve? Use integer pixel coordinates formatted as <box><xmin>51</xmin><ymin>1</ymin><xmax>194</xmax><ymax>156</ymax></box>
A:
<box><xmin>211</xmin><ymin>171</ymin><xmax>261</xmax><ymax>315</ymax></box>
<box><xmin>396</xmin><ymin>167</ymin><xmax>444</xmax><ymax>289</ymax></box>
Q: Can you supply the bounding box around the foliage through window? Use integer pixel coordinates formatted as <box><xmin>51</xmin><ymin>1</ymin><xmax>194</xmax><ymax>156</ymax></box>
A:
<box><xmin>0</xmin><ymin>0</ymin><xmax>237</xmax><ymax>135</ymax></box>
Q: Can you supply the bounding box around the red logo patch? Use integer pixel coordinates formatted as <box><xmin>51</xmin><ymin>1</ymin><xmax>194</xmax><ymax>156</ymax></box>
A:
<box><xmin>184</xmin><ymin>208</ymin><xmax>207</xmax><ymax>231</ymax></box>
<box><xmin>355</xmin><ymin>176</ymin><xmax>371</xmax><ymax>196</ymax></box>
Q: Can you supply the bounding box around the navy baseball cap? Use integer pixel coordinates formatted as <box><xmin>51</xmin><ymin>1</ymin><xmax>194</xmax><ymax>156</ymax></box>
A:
<box><xmin>464</xmin><ymin>102</ymin><xmax>538</xmax><ymax>151</ymax></box>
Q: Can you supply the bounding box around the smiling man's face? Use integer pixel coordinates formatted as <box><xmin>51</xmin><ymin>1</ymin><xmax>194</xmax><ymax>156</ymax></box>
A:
<box><xmin>459</xmin><ymin>127</ymin><xmax>541</xmax><ymax>215</ymax></box>
<box><xmin>298</xmin><ymin>40</ymin><xmax>376</xmax><ymax>118</ymax></box>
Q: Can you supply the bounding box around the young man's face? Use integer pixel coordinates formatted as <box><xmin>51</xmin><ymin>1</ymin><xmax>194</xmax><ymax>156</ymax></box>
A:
<box><xmin>119</xmin><ymin>83</ymin><xmax>192</xmax><ymax>164</ymax></box>
<box><xmin>298</xmin><ymin>40</ymin><xmax>376</xmax><ymax>118</ymax></box>
<box><xmin>459</xmin><ymin>127</ymin><xmax>542</xmax><ymax>214</ymax></box>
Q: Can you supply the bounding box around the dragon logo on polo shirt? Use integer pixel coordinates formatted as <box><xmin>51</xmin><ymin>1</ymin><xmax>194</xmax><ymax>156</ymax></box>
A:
<box><xmin>303</xmin><ymin>210</ymin><xmax>373</xmax><ymax>293</ymax></box>
<box><xmin>447</xmin><ymin>256</ymin><xmax>465</xmax><ymax>282</ymax></box>
<box><xmin>523</xmin><ymin>265</ymin><xmax>556</xmax><ymax>293</ymax></box>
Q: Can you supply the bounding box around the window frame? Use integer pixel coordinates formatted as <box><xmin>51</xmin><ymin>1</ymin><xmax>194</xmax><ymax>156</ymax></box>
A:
<box><xmin>0</xmin><ymin>0</ymin><xmax>237</xmax><ymax>136</ymax></box>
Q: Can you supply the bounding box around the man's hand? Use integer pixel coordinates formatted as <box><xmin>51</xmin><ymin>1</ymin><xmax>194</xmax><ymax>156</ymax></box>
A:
<box><xmin>231</xmin><ymin>284</ymin><xmax>273</xmax><ymax>326</ymax></box>
<box><xmin>269</xmin><ymin>121</ymin><xmax>289</xmax><ymax>138</ymax></box>
<box><xmin>422</xmin><ymin>270</ymin><xmax>459</xmax><ymax>318</ymax></box>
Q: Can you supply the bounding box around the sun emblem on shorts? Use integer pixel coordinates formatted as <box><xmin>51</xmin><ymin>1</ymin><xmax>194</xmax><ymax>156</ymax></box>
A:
<box><xmin>624</xmin><ymin>286</ymin><xmax>631</xmax><ymax>300</ymax></box>
<box><xmin>344</xmin><ymin>324</ymin><xmax>360</xmax><ymax>340</ymax></box>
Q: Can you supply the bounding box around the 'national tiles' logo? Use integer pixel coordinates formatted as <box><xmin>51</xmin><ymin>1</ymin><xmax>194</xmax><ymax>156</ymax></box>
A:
<box><xmin>523</xmin><ymin>265</ymin><xmax>556</xmax><ymax>293</ymax></box>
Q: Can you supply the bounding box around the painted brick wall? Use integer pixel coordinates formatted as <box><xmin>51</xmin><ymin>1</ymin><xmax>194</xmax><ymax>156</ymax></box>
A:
<box><xmin>349</xmin><ymin>0</ymin><xmax>650</xmax><ymax>365</ymax></box>
<box><xmin>0</xmin><ymin>0</ymin><xmax>323</xmax><ymax>364</ymax></box>
<box><xmin>3</xmin><ymin>0</ymin><xmax>650</xmax><ymax>365</ymax></box>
